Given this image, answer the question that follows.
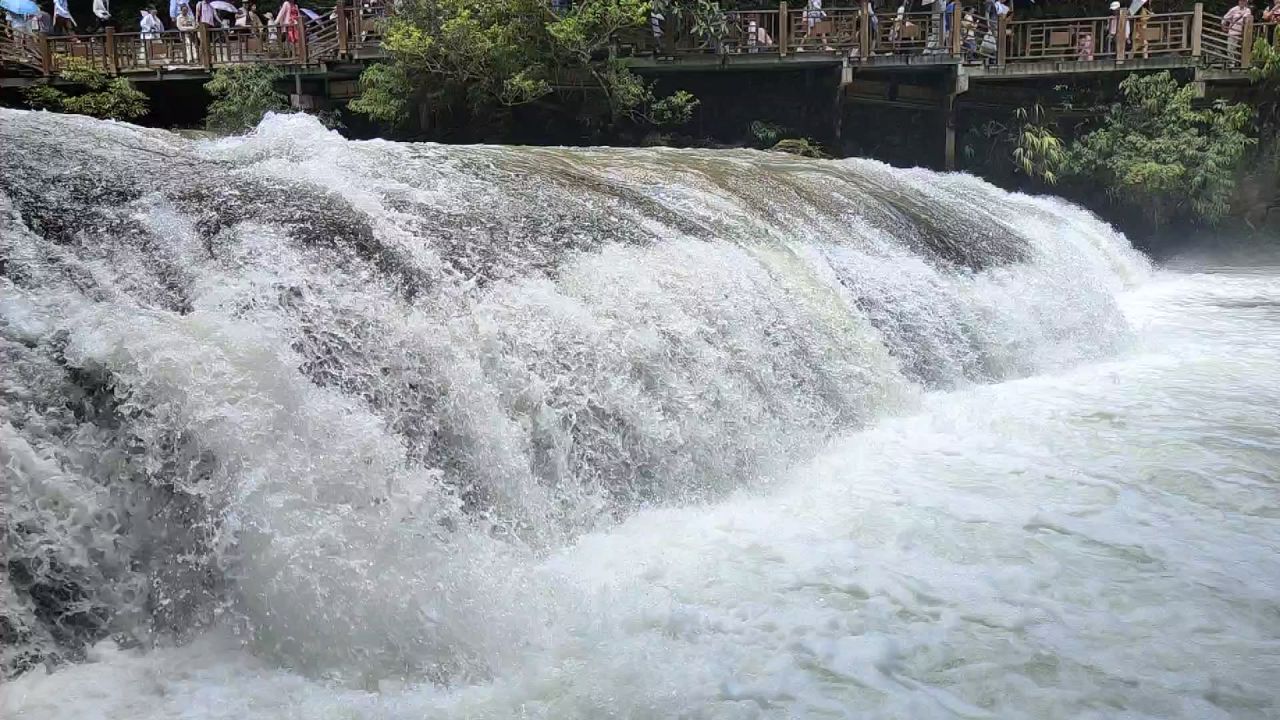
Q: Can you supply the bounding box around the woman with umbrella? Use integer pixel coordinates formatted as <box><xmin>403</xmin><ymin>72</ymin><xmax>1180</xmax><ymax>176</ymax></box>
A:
<box><xmin>0</xmin><ymin>0</ymin><xmax>40</xmax><ymax>31</ymax></box>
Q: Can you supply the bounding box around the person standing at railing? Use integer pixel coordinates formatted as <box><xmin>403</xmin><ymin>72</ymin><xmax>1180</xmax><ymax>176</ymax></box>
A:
<box><xmin>51</xmin><ymin>0</ymin><xmax>75</xmax><ymax>35</ymax></box>
<box><xmin>962</xmin><ymin>6</ymin><xmax>977</xmax><ymax>56</ymax></box>
<box><xmin>804</xmin><ymin>0</ymin><xmax>830</xmax><ymax>51</ymax></box>
<box><xmin>195</xmin><ymin>0</ymin><xmax>216</xmax><ymax>28</ymax></box>
<box><xmin>890</xmin><ymin>1</ymin><xmax>908</xmax><ymax>52</ymax></box>
<box><xmin>1076</xmin><ymin>24</ymin><xmax>1094</xmax><ymax>60</ymax></box>
<box><xmin>1263</xmin><ymin>0</ymin><xmax>1278</xmax><ymax>44</ymax></box>
<box><xmin>139</xmin><ymin>6</ymin><xmax>163</xmax><ymax>39</ymax></box>
<box><xmin>649</xmin><ymin>1</ymin><xmax>664</xmax><ymax>55</ymax></box>
<box><xmin>1222</xmin><ymin>0</ymin><xmax>1252</xmax><ymax>61</ymax></box>
<box><xmin>1104</xmin><ymin>1</ymin><xmax>1120</xmax><ymax>55</ymax></box>
<box><xmin>168</xmin><ymin>0</ymin><xmax>190</xmax><ymax>25</ymax></box>
<box><xmin>1130</xmin><ymin>0</ymin><xmax>1151</xmax><ymax>59</ymax></box>
<box><xmin>275</xmin><ymin>0</ymin><xmax>299</xmax><ymax>46</ymax></box>
<box><xmin>91</xmin><ymin>0</ymin><xmax>111</xmax><ymax>31</ymax></box>
<box><xmin>175</xmin><ymin>3</ymin><xmax>196</xmax><ymax>59</ymax></box>
<box><xmin>746</xmin><ymin>13</ymin><xmax>772</xmax><ymax>52</ymax></box>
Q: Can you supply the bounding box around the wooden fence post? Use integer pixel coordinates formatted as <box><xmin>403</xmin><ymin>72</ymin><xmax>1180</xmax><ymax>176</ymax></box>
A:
<box><xmin>297</xmin><ymin>17</ymin><xmax>309</xmax><ymax>62</ymax></box>
<box><xmin>860</xmin><ymin>0</ymin><xmax>871</xmax><ymax>59</ymax></box>
<box><xmin>1190</xmin><ymin>3</ymin><xmax>1202</xmax><ymax>57</ymax></box>
<box><xmin>197</xmin><ymin>24</ymin><xmax>211</xmax><ymax>70</ymax></box>
<box><xmin>779</xmin><ymin>2</ymin><xmax>788</xmax><ymax>56</ymax></box>
<box><xmin>1117</xmin><ymin>8</ymin><xmax>1128</xmax><ymax>61</ymax></box>
<box><xmin>37</xmin><ymin>32</ymin><xmax>51</xmax><ymax>75</ymax></box>
<box><xmin>997</xmin><ymin>12</ymin><xmax>1008</xmax><ymax>65</ymax></box>
<box><xmin>1240</xmin><ymin>16</ymin><xmax>1253</xmax><ymax>67</ymax></box>
<box><xmin>104</xmin><ymin>27</ymin><xmax>117</xmax><ymax>74</ymax></box>
<box><xmin>336</xmin><ymin>0</ymin><xmax>348</xmax><ymax>57</ymax></box>
<box><xmin>950</xmin><ymin>2</ymin><xmax>962</xmax><ymax>56</ymax></box>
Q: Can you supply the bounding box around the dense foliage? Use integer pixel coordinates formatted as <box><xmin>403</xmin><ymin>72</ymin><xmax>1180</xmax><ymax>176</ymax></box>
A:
<box><xmin>204</xmin><ymin>65</ymin><xmax>290</xmax><ymax>133</ymax></box>
<box><xmin>22</xmin><ymin>58</ymin><xmax>148</xmax><ymax>121</ymax></box>
<box><xmin>1066</xmin><ymin>72</ymin><xmax>1255</xmax><ymax>227</ymax></box>
<box><xmin>352</xmin><ymin>0</ymin><xmax>697</xmax><ymax>135</ymax></box>
<box><xmin>1011</xmin><ymin>105</ymin><xmax>1066</xmax><ymax>186</ymax></box>
<box><xmin>203</xmin><ymin>64</ymin><xmax>344</xmax><ymax>133</ymax></box>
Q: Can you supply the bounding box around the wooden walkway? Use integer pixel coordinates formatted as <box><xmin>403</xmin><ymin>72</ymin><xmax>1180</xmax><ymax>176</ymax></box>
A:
<box><xmin>632</xmin><ymin>2</ymin><xmax>1269</xmax><ymax>75</ymax></box>
<box><xmin>0</xmin><ymin>2</ymin><xmax>385</xmax><ymax>82</ymax></box>
<box><xmin>0</xmin><ymin>2</ymin><xmax>1269</xmax><ymax>84</ymax></box>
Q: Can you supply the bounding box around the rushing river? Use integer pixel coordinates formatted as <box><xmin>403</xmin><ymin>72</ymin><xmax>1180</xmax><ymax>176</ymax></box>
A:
<box><xmin>1</xmin><ymin>110</ymin><xmax>1277</xmax><ymax>719</ymax></box>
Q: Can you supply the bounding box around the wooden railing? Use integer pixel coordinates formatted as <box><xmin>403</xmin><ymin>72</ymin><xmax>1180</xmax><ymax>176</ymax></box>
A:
<box><xmin>1</xmin><ymin>0</ymin><xmax>1267</xmax><ymax>80</ymax></box>
<box><xmin>0</xmin><ymin>0</ymin><xmax>386</xmax><ymax>76</ymax></box>
<box><xmin>643</xmin><ymin>1</ymin><xmax>1264</xmax><ymax>70</ymax></box>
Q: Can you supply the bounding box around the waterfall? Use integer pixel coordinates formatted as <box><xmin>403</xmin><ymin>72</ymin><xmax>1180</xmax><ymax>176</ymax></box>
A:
<box><xmin>0</xmin><ymin>109</ymin><xmax>1147</xmax><ymax>682</ymax></box>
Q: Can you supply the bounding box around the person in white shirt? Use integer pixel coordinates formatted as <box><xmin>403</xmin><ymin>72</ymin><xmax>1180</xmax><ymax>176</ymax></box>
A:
<box><xmin>140</xmin><ymin>6</ymin><xmax>164</xmax><ymax>39</ymax></box>
<box><xmin>175</xmin><ymin>3</ymin><xmax>196</xmax><ymax>59</ymax></box>
<box><xmin>92</xmin><ymin>0</ymin><xmax>111</xmax><ymax>31</ymax></box>
<box><xmin>52</xmin><ymin>0</ymin><xmax>75</xmax><ymax>35</ymax></box>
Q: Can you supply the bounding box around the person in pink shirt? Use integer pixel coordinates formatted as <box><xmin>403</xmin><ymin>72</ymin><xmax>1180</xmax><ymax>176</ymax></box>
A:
<box><xmin>1222</xmin><ymin>0</ymin><xmax>1253</xmax><ymax>61</ymax></box>
<box><xmin>194</xmin><ymin>0</ymin><xmax>216</xmax><ymax>27</ymax></box>
<box><xmin>275</xmin><ymin>0</ymin><xmax>299</xmax><ymax>45</ymax></box>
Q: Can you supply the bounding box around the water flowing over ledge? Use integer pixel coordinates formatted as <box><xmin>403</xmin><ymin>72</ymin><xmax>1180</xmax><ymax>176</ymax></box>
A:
<box><xmin>1</xmin><ymin>110</ymin><xmax>1148</xmax><ymax>683</ymax></box>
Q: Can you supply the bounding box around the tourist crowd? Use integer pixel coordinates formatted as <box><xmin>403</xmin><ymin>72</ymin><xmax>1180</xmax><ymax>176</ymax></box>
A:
<box><xmin>648</xmin><ymin>0</ymin><xmax>1279</xmax><ymax>60</ymax></box>
<box><xmin>2</xmin><ymin>0</ymin><xmax>348</xmax><ymax>43</ymax></box>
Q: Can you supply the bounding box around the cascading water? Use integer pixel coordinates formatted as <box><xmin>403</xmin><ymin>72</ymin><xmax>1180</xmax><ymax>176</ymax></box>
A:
<box><xmin>2</xmin><ymin>109</ymin><xmax>1276</xmax><ymax>719</ymax></box>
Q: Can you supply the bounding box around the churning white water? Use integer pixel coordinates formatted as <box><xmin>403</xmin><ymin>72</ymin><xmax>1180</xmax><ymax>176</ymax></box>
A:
<box><xmin>2</xmin><ymin>110</ymin><xmax>1277</xmax><ymax>719</ymax></box>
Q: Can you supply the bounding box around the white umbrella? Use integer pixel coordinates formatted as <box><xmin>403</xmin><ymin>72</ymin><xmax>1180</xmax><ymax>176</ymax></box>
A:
<box><xmin>209</xmin><ymin>0</ymin><xmax>236</xmax><ymax>11</ymax></box>
<box><xmin>300</xmin><ymin>7</ymin><xmax>320</xmax><ymax>20</ymax></box>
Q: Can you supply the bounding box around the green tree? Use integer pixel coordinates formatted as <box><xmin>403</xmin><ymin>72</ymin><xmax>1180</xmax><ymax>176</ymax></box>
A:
<box><xmin>204</xmin><ymin>65</ymin><xmax>290</xmax><ymax>133</ymax></box>
<box><xmin>347</xmin><ymin>62</ymin><xmax>413</xmax><ymax>128</ymax></box>
<box><xmin>23</xmin><ymin>58</ymin><xmax>148</xmax><ymax>121</ymax></box>
<box><xmin>353</xmin><ymin>0</ymin><xmax>694</xmax><ymax>133</ymax></box>
<box><xmin>1066</xmin><ymin>71</ymin><xmax>1255</xmax><ymax>226</ymax></box>
<box><xmin>649</xmin><ymin>89</ymin><xmax>699</xmax><ymax>127</ymax></box>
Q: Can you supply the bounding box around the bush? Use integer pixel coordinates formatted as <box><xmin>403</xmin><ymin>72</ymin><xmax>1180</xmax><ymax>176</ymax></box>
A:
<box><xmin>649</xmin><ymin>89</ymin><xmax>699</xmax><ymax>127</ymax></box>
<box><xmin>204</xmin><ymin>65</ymin><xmax>289</xmax><ymax>133</ymax></box>
<box><xmin>354</xmin><ymin>0</ymin><xmax>694</xmax><ymax>135</ymax></box>
<box><xmin>748</xmin><ymin>120</ymin><xmax>785</xmax><ymax>148</ymax></box>
<box><xmin>23</xmin><ymin>58</ymin><xmax>148</xmax><ymax>121</ymax></box>
<box><xmin>770</xmin><ymin>138</ymin><xmax>830</xmax><ymax>158</ymax></box>
<box><xmin>1066</xmin><ymin>71</ymin><xmax>1254</xmax><ymax>227</ymax></box>
<box><xmin>347</xmin><ymin>62</ymin><xmax>412</xmax><ymax>127</ymax></box>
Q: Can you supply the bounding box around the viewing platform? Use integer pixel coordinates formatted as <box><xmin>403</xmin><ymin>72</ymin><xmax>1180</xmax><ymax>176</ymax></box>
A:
<box><xmin>0</xmin><ymin>2</ymin><xmax>1268</xmax><ymax>86</ymax></box>
<box><xmin>0</xmin><ymin>2</ymin><xmax>386</xmax><ymax>86</ymax></box>
<box><xmin>630</xmin><ymin>3</ymin><xmax>1268</xmax><ymax>79</ymax></box>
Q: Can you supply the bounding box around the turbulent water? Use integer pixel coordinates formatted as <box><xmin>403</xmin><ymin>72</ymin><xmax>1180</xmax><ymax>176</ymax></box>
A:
<box><xmin>1</xmin><ymin>109</ymin><xmax>1276</xmax><ymax>718</ymax></box>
